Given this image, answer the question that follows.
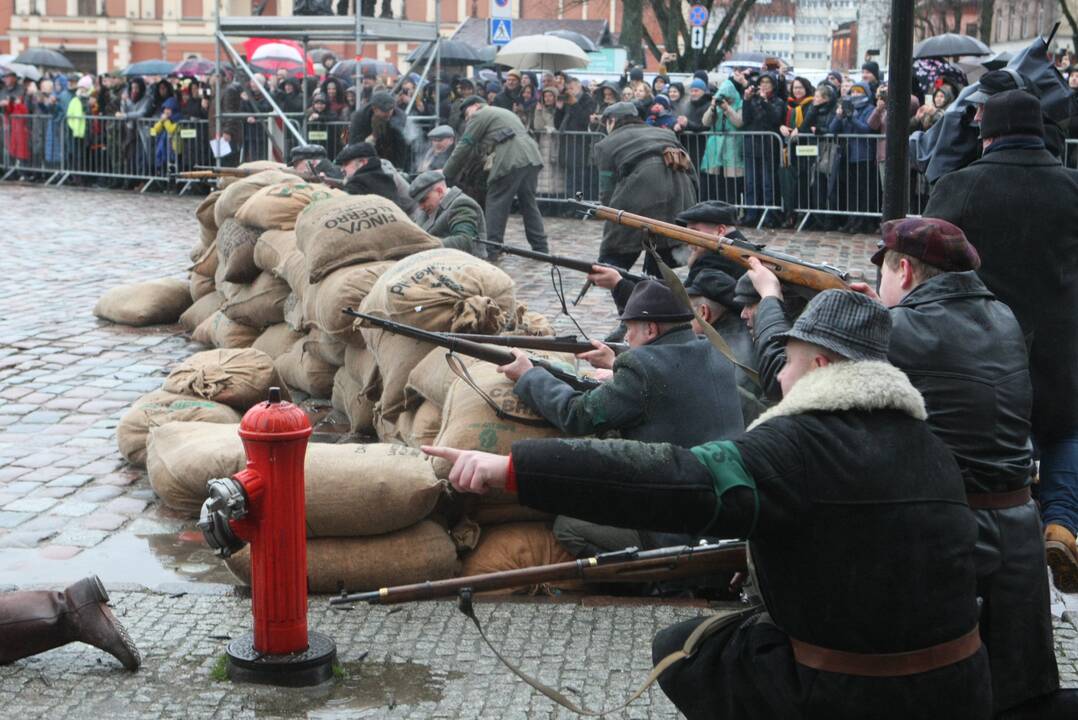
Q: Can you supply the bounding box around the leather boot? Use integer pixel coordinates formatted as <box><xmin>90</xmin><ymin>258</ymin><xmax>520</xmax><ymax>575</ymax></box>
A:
<box><xmin>0</xmin><ymin>576</ymin><xmax>140</xmax><ymax>670</ymax></box>
<box><xmin>1045</xmin><ymin>524</ymin><xmax>1078</xmax><ymax>593</ymax></box>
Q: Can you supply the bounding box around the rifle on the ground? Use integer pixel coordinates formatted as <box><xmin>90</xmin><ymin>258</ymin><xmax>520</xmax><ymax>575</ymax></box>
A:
<box><xmin>443</xmin><ymin>333</ymin><xmax>629</xmax><ymax>356</ymax></box>
<box><xmin>330</xmin><ymin>540</ymin><xmax>747</xmax><ymax>606</ymax></box>
<box><xmin>571</xmin><ymin>198</ymin><xmax>850</xmax><ymax>293</ymax></box>
<box><xmin>175</xmin><ymin>165</ymin><xmax>345</xmax><ymax>188</ymax></box>
<box><xmin>344</xmin><ymin>309</ymin><xmax>601</xmax><ymax>392</ymax></box>
<box><xmin>476</xmin><ymin>239</ymin><xmax>647</xmax><ymax>305</ymax></box>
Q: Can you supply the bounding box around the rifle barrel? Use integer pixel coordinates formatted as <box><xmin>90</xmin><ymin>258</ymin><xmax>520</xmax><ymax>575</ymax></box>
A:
<box><xmin>477</xmin><ymin>240</ymin><xmax>647</xmax><ymax>283</ymax></box>
<box><xmin>443</xmin><ymin>333</ymin><xmax>629</xmax><ymax>356</ymax></box>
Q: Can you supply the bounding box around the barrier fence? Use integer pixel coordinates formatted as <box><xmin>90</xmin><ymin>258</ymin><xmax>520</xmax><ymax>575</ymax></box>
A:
<box><xmin>4</xmin><ymin>113</ymin><xmax>1076</xmax><ymax>228</ymax></box>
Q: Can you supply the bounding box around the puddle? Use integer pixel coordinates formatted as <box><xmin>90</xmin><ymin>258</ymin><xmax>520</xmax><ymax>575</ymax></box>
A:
<box><xmin>244</xmin><ymin>660</ymin><xmax>464</xmax><ymax>718</ymax></box>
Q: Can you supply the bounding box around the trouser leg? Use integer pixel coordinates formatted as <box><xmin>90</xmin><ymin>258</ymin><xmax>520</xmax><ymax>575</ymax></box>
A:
<box><xmin>515</xmin><ymin>165</ymin><xmax>549</xmax><ymax>252</ymax></box>
<box><xmin>652</xmin><ymin>617</ymin><xmax>738</xmax><ymax>720</ymax></box>
<box><xmin>482</xmin><ymin>169</ymin><xmax>521</xmax><ymax>253</ymax></box>
<box><xmin>552</xmin><ymin>516</ymin><xmax>640</xmax><ymax>559</ymax></box>
<box><xmin>1036</xmin><ymin>436</ymin><xmax>1078</xmax><ymax>532</ymax></box>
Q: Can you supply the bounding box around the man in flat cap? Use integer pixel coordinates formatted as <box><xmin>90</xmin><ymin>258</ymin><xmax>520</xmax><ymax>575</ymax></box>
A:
<box><xmin>925</xmin><ymin>91</ymin><xmax>1078</xmax><ymax>593</ymax></box>
<box><xmin>427</xmin><ymin>289</ymin><xmax>991</xmax><ymax>719</ymax></box>
<box><xmin>348</xmin><ymin>89</ymin><xmax>409</xmax><ymax>170</ymax></box>
<box><xmin>416</xmin><ymin>124</ymin><xmax>456</xmax><ymax>173</ymax></box>
<box><xmin>448</xmin><ymin>78</ymin><xmax>476</xmax><ymax>136</ymax></box>
<box><xmin>591</xmin><ymin>101</ymin><xmax>699</xmax><ymax>277</ymax></box>
<box><xmin>495</xmin><ymin>279</ymin><xmax>743</xmax><ymax>558</ymax></box>
<box><xmin>675</xmin><ymin>200</ymin><xmax>754</xmax><ymax>281</ymax></box>
<box><xmin>443</xmin><ymin>97</ymin><xmax>549</xmax><ymax>259</ymax></box>
<box><xmin>289</xmin><ymin>144</ymin><xmax>343</xmax><ymax>182</ymax></box>
<box><xmin>335</xmin><ymin>142</ymin><xmax>411</xmax><ymax>210</ymax></box>
<box><xmin>409</xmin><ymin>170</ymin><xmax>485</xmax><ymax>257</ymax></box>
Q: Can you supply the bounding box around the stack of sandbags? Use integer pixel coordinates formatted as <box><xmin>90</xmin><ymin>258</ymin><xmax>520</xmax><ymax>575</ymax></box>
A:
<box><xmin>359</xmin><ymin>248</ymin><xmax>517</xmax><ymax>442</ymax></box>
<box><xmin>94</xmin><ymin>278</ymin><xmax>192</xmax><ymax>327</ymax></box>
<box><xmin>116</xmin><ymin>392</ymin><xmax>240</xmax><ymax>468</ymax></box>
<box><xmin>235</xmin><ymin>181</ymin><xmax>345</xmax><ymax>232</ymax></box>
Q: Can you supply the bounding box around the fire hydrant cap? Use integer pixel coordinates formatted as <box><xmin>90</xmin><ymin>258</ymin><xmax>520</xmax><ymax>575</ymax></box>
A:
<box><xmin>238</xmin><ymin>388</ymin><xmax>312</xmax><ymax>441</ymax></box>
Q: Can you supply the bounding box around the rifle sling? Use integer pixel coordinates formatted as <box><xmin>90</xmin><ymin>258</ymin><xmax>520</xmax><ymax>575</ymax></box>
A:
<box><xmin>646</xmin><ymin>247</ymin><xmax>762</xmax><ymax>387</ymax></box>
<box><xmin>445</xmin><ymin>353</ymin><xmax>551</xmax><ymax>427</ymax></box>
<box><xmin>457</xmin><ymin>590</ymin><xmax>756</xmax><ymax>717</ymax></box>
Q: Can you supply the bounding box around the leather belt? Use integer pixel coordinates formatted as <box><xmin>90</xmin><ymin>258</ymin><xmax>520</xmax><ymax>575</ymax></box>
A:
<box><xmin>790</xmin><ymin>625</ymin><xmax>981</xmax><ymax>677</ymax></box>
<box><xmin>966</xmin><ymin>486</ymin><xmax>1032</xmax><ymax>510</ymax></box>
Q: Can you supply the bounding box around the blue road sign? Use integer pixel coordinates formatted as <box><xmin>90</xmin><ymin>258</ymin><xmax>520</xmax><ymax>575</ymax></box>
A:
<box><xmin>490</xmin><ymin>18</ymin><xmax>513</xmax><ymax>46</ymax></box>
<box><xmin>689</xmin><ymin>4</ymin><xmax>709</xmax><ymax>27</ymax></box>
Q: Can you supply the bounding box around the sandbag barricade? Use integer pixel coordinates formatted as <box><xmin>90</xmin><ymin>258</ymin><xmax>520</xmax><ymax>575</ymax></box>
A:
<box><xmin>235</xmin><ymin>181</ymin><xmax>344</xmax><ymax>231</ymax></box>
<box><xmin>117</xmin><ymin>391</ymin><xmax>240</xmax><ymax>468</ymax></box>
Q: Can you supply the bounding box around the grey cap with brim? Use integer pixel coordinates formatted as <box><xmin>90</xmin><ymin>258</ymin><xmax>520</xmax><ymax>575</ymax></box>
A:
<box><xmin>773</xmin><ymin>289</ymin><xmax>891</xmax><ymax>362</ymax></box>
<box><xmin>408</xmin><ymin>170</ymin><xmax>445</xmax><ymax>200</ymax></box>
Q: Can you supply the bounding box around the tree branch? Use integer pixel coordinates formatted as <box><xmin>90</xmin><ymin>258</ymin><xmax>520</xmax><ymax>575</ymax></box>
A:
<box><xmin>1058</xmin><ymin>0</ymin><xmax>1078</xmax><ymax>48</ymax></box>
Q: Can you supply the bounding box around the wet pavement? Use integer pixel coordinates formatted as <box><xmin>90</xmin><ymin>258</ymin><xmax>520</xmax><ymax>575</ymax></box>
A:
<box><xmin>0</xmin><ymin>183</ymin><xmax>1076</xmax><ymax>718</ymax></box>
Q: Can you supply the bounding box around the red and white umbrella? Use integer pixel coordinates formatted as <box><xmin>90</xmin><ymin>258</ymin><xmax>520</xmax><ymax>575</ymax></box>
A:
<box><xmin>243</xmin><ymin>38</ymin><xmax>314</xmax><ymax>76</ymax></box>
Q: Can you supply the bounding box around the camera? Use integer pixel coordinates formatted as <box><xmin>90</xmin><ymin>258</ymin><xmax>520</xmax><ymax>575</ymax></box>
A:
<box><xmin>876</xmin><ymin>87</ymin><xmax>888</xmax><ymax>102</ymax></box>
<box><xmin>840</xmin><ymin>99</ymin><xmax>855</xmax><ymax>115</ymax></box>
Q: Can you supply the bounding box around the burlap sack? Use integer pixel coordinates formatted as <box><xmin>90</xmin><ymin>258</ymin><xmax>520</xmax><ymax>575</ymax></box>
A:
<box><xmin>278</xmin><ymin>251</ymin><xmax>309</xmax><ymax>298</ymax></box>
<box><xmin>94</xmin><ymin>278</ymin><xmax>192</xmax><ymax>327</ymax></box>
<box><xmin>360</xmin><ymin>249</ymin><xmax>515</xmax><ymax>332</ymax></box>
<box><xmin>304</xmin><ymin>328</ymin><xmax>346</xmax><ymax>367</ymax></box>
<box><xmin>189</xmin><ymin>272</ymin><xmax>215</xmax><ymax>302</ymax></box>
<box><xmin>163</xmin><ymin>348</ymin><xmax>285</xmax><ymax>410</ymax></box>
<box><xmin>216</xmin><ymin>162</ymin><xmax>287</xmax><ymax>191</ymax></box>
<box><xmin>364</xmin><ymin>331</ymin><xmax>435</xmax><ymax>435</ymax></box>
<box><xmin>214</xmin><ymin>169</ymin><xmax>297</xmax><ymax>225</ymax></box>
<box><xmin>224</xmin><ymin>520</ymin><xmax>460</xmax><ymax>593</ymax></box>
<box><xmin>405</xmin><ymin>350</ymin><xmax>480</xmax><ymax>408</ymax></box>
<box><xmin>377</xmin><ymin>405</ymin><xmax>416</xmax><ymax>445</ymax></box>
<box><xmin>192</xmin><ymin>311</ymin><xmax>261</xmax><ymax>349</ymax></box>
<box><xmin>253</xmin><ymin>229</ymin><xmax>298</xmax><ymax>276</ymax></box>
<box><xmin>331</xmin><ymin>367</ymin><xmax>373</xmax><ymax>434</ymax></box>
<box><xmin>252</xmin><ymin>323</ymin><xmax>304</xmax><ymax>359</ymax></box>
<box><xmin>190</xmin><ymin>241</ymin><xmax>219</xmax><ymax>279</ymax></box>
<box><xmin>117</xmin><ymin>391</ymin><xmax>240</xmax><ymax>468</ymax></box>
<box><xmin>344</xmin><ymin>345</ymin><xmax>380</xmax><ymax>399</ymax></box>
<box><xmin>512</xmin><ymin>307</ymin><xmax>555</xmax><ymax>337</ymax></box>
<box><xmin>407</xmin><ymin>401</ymin><xmax>443</xmax><ymax>448</ymax></box>
<box><xmin>296</xmin><ymin>194</ymin><xmax>441</xmax><ymax>283</ymax></box>
<box><xmin>216</xmin><ymin>219</ymin><xmax>262</xmax><ymax>284</ymax></box>
<box><xmin>470</xmin><ymin>499</ymin><xmax>554</xmax><ymax>526</ymax></box>
<box><xmin>220</xmin><ymin>272</ymin><xmax>290</xmax><ymax>329</ymax></box>
<box><xmin>283</xmin><ymin>292</ymin><xmax>307</xmax><ymax>333</ymax></box>
<box><xmin>180</xmin><ymin>290</ymin><xmax>223</xmax><ymax>333</ymax></box>
<box><xmin>309</xmin><ymin>262</ymin><xmax>394</xmax><ymax>344</ymax></box>
<box><xmin>146</xmin><ymin>421</ymin><xmax>245</xmax><ymax>515</ymax></box>
<box><xmin>431</xmin><ymin>363</ymin><xmax>563</xmax><ymax>478</ymax></box>
<box><xmin>195</xmin><ymin>190</ymin><xmax>221</xmax><ymax>246</ymax></box>
<box><xmin>460</xmin><ymin>522</ymin><xmax>577</xmax><ymax>595</ymax></box>
<box><xmin>275</xmin><ymin>336</ymin><xmax>336</xmax><ymax>397</ymax></box>
<box><xmin>235</xmin><ymin>181</ymin><xmax>344</xmax><ymax>231</ymax></box>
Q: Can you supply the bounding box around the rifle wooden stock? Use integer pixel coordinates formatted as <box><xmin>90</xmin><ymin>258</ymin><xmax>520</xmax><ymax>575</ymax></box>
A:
<box><xmin>330</xmin><ymin>541</ymin><xmax>747</xmax><ymax>605</ymax></box>
<box><xmin>444</xmin><ymin>333</ymin><xmax>629</xmax><ymax>356</ymax></box>
<box><xmin>580</xmin><ymin>203</ymin><xmax>849</xmax><ymax>293</ymax></box>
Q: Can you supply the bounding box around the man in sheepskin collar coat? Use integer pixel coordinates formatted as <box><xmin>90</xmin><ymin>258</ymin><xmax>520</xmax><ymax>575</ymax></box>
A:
<box><xmin>426</xmin><ymin>290</ymin><xmax>991</xmax><ymax>720</ymax></box>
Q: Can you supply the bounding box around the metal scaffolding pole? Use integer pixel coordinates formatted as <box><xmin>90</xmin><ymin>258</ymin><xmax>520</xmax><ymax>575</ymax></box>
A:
<box><xmin>883</xmin><ymin>0</ymin><xmax>915</xmax><ymax>221</ymax></box>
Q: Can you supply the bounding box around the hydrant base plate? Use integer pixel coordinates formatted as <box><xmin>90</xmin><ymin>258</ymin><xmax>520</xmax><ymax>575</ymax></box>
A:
<box><xmin>226</xmin><ymin>631</ymin><xmax>338</xmax><ymax>687</ymax></box>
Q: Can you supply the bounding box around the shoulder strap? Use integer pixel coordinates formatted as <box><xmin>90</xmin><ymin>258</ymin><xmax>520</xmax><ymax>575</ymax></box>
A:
<box><xmin>445</xmin><ymin>353</ymin><xmax>550</xmax><ymax>427</ymax></box>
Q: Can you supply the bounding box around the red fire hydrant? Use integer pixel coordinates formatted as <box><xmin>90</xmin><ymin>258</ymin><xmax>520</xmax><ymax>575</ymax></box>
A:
<box><xmin>198</xmin><ymin>387</ymin><xmax>336</xmax><ymax>686</ymax></box>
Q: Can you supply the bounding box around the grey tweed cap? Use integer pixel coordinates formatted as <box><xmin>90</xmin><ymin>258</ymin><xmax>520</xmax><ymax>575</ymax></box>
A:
<box><xmin>774</xmin><ymin>289</ymin><xmax>890</xmax><ymax>361</ymax></box>
<box><xmin>601</xmin><ymin>101</ymin><xmax>640</xmax><ymax>120</ymax></box>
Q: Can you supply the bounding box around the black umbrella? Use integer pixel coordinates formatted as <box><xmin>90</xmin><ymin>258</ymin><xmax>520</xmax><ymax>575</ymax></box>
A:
<box><xmin>914</xmin><ymin>33</ymin><xmax>992</xmax><ymax>59</ymax></box>
<box><xmin>981</xmin><ymin>51</ymin><xmax>1012</xmax><ymax>71</ymax></box>
<box><xmin>544</xmin><ymin>30</ymin><xmax>598</xmax><ymax>53</ymax></box>
<box><xmin>14</xmin><ymin>47</ymin><xmax>74</xmax><ymax>70</ymax></box>
<box><xmin>407</xmin><ymin>40</ymin><xmax>481</xmax><ymax>65</ymax></box>
<box><xmin>331</xmin><ymin>58</ymin><xmax>400</xmax><ymax>80</ymax></box>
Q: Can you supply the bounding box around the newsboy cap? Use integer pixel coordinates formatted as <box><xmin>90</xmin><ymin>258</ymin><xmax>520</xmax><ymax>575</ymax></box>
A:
<box><xmin>774</xmin><ymin>290</ymin><xmax>891</xmax><ymax>362</ymax></box>
<box><xmin>459</xmin><ymin>96</ymin><xmax>487</xmax><ymax>112</ymax></box>
<box><xmin>966</xmin><ymin>69</ymin><xmax>1031</xmax><ymax>104</ymax></box>
<box><xmin>408</xmin><ymin>170</ymin><xmax>445</xmax><ymax>201</ymax></box>
<box><xmin>601</xmin><ymin>101</ymin><xmax>640</xmax><ymax>120</ymax></box>
<box><xmin>427</xmin><ymin>124</ymin><xmax>456</xmax><ymax>140</ymax></box>
<box><xmin>369</xmin><ymin>91</ymin><xmax>395</xmax><ymax>111</ymax></box>
<box><xmin>676</xmin><ymin>200</ymin><xmax>739</xmax><ymax>227</ymax></box>
<box><xmin>871</xmin><ymin>217</ymin><xmax>980</xmax><ymax>272</ymax></box>
<box><xmin>618</xmin><ymin>279</ymin><xmax>695</xmax><ymax>323</ymax></box>
<box><xmin>289</xmin><ymin>144</ymin><xmax>327</xmax><ymax>163</ymax></box>
<box><xmin>979</xmin><ymin>89</ymin><xmax>1044</xmax><ymax>139</ymax></box>
<box><xmin>733</xmin><ymin>274</ymin><xmax>761</xmax><ymax>306</ymax></box>
<box><xmin>334</xmin><ymin>142</ymin><xmax>378</xmax><ymax>165</ymax></box>
<box><xmin>685</xmin><ymin>269</ymin><xmax>741</xmax><ymax>312</ymax></box>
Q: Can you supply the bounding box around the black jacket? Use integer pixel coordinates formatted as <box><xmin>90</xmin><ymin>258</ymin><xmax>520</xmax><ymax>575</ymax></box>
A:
<box><xmin>343</xmin><ymin>160</ymin><xmax>409</xmax><ymax>208</ymax></box>
<box><xmin>889</xmin><ymin>272</ymin><xmax>1033</xmax><ymax>493</ymax></box>
<box><xmin>348</xmin><ymin>104</ymin><xmax>410</xmax><ymax>170</ymax></box>
<box><xmin>750</xmin><ymin>296</ymin><xmax>790</xmax><ymax>402</ymax></box>
<box><xmin>741</xmin><ymin>93</ymin><xmax>785</xmax><ymax>133</ymax></box>
<box><xmin>924</xmin><ymin>145</ymin><xmax>1078</xmax><ymax>440</ymax></box>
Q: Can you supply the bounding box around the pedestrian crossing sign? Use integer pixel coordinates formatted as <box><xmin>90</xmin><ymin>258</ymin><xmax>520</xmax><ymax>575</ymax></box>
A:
<box><xmin>490</xmin><ymin>18</ymin><xmax>513</xmax><ymax>46</ymax></box>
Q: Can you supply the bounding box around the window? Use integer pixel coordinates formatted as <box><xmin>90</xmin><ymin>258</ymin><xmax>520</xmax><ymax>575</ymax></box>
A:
<box><xmin>77</xmin><ymin>0</ymin><xmax>96</xmax><ymax>14</ymax></box>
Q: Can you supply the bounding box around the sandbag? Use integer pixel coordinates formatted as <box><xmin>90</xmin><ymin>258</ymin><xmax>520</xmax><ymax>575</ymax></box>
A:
<box><xmin>146</xmin><ymin>421</ymin><xmax>245</xmax><ymax>515</ymax></box>
<box><xmin>253</xmin><ymin>229</ymin><xmax>297</xmax><ymax>276</ymax></box>
<box><xmin>283</xmin><ymin>292</ymin><xmax>307</xmax><ymax>333</ymax></box>
<box><xmin>460</xmin><ymin>522</ymin><xmax>576</xmax><ymax>595</ymax></box>
<box><xmin>405</xmin><ymin>349</ymin><xmax>480</xmax><ymax>408</ymax></box>
<box><xmin>308</xmin><ymin>262</ymin><xmax>394</xmax><ymax>344</ymax></box>
<box><xmin>331</xmin><ymin>367</ymin><xmax>374</xmax><ymax>434</ymax></box>
<box><xmin>195</xmin><ymin>191</ymin><xmax>221</xmax><ymax>246</ymax></box>
<box><xmin>296</xmin><ymin>194</ymin><xmax>441</xmax><ymax>283</ymax></box>
<box><xmin>512</xmin><ymin>307</ymin><xmax>555</xmax><ymax>337</ymax></box>
<box><xmin>360</xmin><ymin>248</ymin><xmax>516</xmax><ymax>333</ymax></box>
<box><xmin>235</xmin><ymin>181</ymin><xmax>344</xmax><ymax>231</ymax></box>
<box><xmin>470</xmin><ymin>499</ymin><xmax>554</xmax><ymax>526</ymax></box>
<box><xmin>344</xmin><ymin>345</ymin><xmax>380</xmax><ymax>399</ymax></box>
<box><xmin>407</xmin><ymin>401</ymin><xmax>442</xmax><ymax>448</ymax></box>
<box><xmin>189</xmin><ymin>272</ymin><xmax>216</xmax><ymax>302</ymax></box>
<box><xmin>192</xmin><ymin>311</ymin><xmax>261</xmax><ymax>349</ymax></box>
<box><xmin>180</xmin><ymin>290</ymin><xmax>224</xmax><ymax>333</ymax></box>
<box><xmin>94</xmin><ymin>278</ymin><xmax>192</xmax><ymax>327</ymax></box>
<box><xmin>304</xmin><ymin>328</ymin><xmax>346</xmax><ymax>367</ymax></box>
<box><xmin>224</xmin><ymin>521</ymin><xmax>460</xmax><ymax>593</ymax></box>
<box><xmin>219</xmin><ymin>272</ymin><xmax>290</xmax><ymax>329</ymax></box>
<box><xmin>364</xmin><ymin>330</ymin><xmax>436</xmax><ymax>436</ymax></box>
<box><xmin>117</xmin><ymin>391</ymin><xmax>241</xmax><ymax>468</ymax></box>
<box><xmin>431</xmin><ymin>363</ymin><xmax>563</xmax><ymax>478</ymax></box>
<box><xmin>216</xmin><ymin>219</ymin><xmax>262</xmax><ymax>284</ymax></box>
<box><xmin>252</xmin><ymin>323</ymin><xmax>305</xmax><ymax>359</ymax></box>
<box><xmin>219</xmin><ymin>161</ymin><xmax>288</xmax><ymax>189</ymax></box>
<box><xmin>163</xmin><ymin>348</ymin><xmax>285</xmax><ymax>410</ymax></box>
<box><xmin>275</xmin><ymin>336</ymin><xmax>336</xmax><ymax>397</ymax></box>
<box><xmin>278</xmin><ymin>251</ymin><xmax>309</xmax><ymax>299</ymax></box>
<box><xmin>214</xmin><ymin>168</ymin><xmax>296</xmax><ymax>225</ymax></box>
<box><xmin>190</xmin><ymin>241</ymin><xmax>219</xmax><ymax>278</ymax></box>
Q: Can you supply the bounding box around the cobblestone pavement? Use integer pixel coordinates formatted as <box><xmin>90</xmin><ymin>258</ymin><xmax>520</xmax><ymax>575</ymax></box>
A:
<box><xmin>0</xmin><ymin>184</ymin><xmax>1075</xmax><ymax>718</ymax></box>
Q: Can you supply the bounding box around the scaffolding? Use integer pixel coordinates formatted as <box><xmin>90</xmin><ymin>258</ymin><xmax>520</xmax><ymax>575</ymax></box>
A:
<box><xmin>211</xmin><ymin>4</ymin><xmax>443</xmax><ymax>164</ymax></box>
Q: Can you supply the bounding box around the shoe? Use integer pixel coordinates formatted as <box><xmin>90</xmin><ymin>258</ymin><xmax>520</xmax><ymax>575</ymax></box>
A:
<box><xmin>1045</xmin><ymin>524</ymin><xmax>1078</xmax><ymax>593</ymax></box>
<box><xmin>64</xmin><ymin>576</ymin><xmax>141</xmax><ymax>671</ymax></box>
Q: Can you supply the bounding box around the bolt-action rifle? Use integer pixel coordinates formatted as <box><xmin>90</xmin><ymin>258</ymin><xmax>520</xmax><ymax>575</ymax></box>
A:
<box><xmin>441</xmin><ymin>333</ymin><xmax>629</xmax><ymax>356</ymax></box>
<box><xmin>344</xmin><ymin>310</ymin><xmax>601</xmax><ymax>392</ymax></box>
<box><xmin>571</xmin><ymin>198</ymin><xmax>850</xmax><ymax>293</ymax></box>
<box><xmin>330</xmin><ymin>540</ymin><xmax>747</xmax><ymax>606</ymax></box>
<box><xmin>174</xmin><ymin>165</ymin><xmax>345</xmax><ymax>188</ymax></box>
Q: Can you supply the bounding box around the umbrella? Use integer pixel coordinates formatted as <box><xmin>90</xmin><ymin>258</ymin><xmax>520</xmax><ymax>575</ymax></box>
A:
<box><xmin>331</xmin><ymin>58</ymin><xmax>400</xmax><ymax>80</ymax></box>
<box><xmin>495</xmin><ymin>35</ymin><xmax>590</xmax><ymax>73</ymax></box>
<box><xmin>544</xmin><ymin>30</ymin><xmax>598</xmax><ymax>53</ymax></box>
<box><xmin>0</xmin><ymin>61</ymin><xmax>41</xmax><ymax>81</ymax></box>
<box><xmin>122</xmin><ymin>59</ymin><xmax>175</xmax><ymax>77</ymax></box>
<box><xmin>914</xmin><ymin>33</ymin><xmax>992</xmax><ymax>59</ymax></box>
<box><xmin>172</xmin><ymin>57</ymin><xmax>225</xmax><ymax>77</ymax></box>
<box><xmin>14</xmin><ymin>47</ymin><xmax>74</xmax><ymax>70</ymax></box>
<box><xmin>981</xmin><ymin>50</ymin><xmax>1012</xmax><ymax>71</ymax></box>
<box><xmin>244</xmin><ymin>38</ymin><xmax>314</xmax><ymax>75</ymax></box>
<box><xmin>407</xmin><ymin>40</ymin><xmax>482</xmax><ymax>65</ymax></box>
<box><xmin>308</xmin><ymin>47</ymin><xmax>335</xmax><ymax>64</ymax></box>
